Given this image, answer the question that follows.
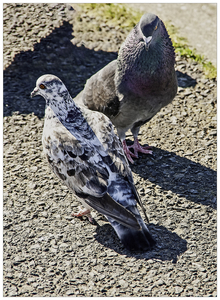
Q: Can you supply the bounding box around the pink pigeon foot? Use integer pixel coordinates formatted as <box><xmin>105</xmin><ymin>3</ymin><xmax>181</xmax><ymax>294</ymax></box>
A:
<box><xmin>71</xmin><ymin>207</ymin><xmax>94</xmax><ymax>223</ymax></box>
<box><xmin>128</xmin><ymin>138</ymin><xmax>153</xmax><ymax>158</ymax></box>
<box><xmin>122</xmin><ymin>140</ymin><xmax>138</xmax><ymax>164</ymax></box>
<box><xmin>123</xmin><ymin>138</ymin><xmax>152</xmax><ymax>163</ymax></box>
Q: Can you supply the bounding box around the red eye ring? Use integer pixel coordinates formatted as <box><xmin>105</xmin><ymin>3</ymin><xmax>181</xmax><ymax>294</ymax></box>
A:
<box><xmin>40</xmin><ymin>84</ymin><xmax>46</xmax><ymax>89</ymax></box>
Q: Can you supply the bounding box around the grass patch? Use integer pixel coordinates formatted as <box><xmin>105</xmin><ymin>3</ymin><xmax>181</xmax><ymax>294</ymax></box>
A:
<box><xmin>78</xmin><ymin>3</ymin><xmax>142</xmax><ymax>29</ymax></box>
<box><xmin>78</xmin><ymin>3</ymin><xmax>216</xmax><ymax>79</ymax></box>
<box><xmin>167</xmin><ymin>23</ymin><xmax>217</xmax><ymax>79</ymax></box>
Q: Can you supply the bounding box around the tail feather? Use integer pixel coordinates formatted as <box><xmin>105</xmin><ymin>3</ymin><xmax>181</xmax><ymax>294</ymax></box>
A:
<box><xmin>106</xmin><ymin>177</ymin><xmax>155</xmax><ymax>250</ymax></box>
<box><xmin>107</xmin><ymin>216</ymin><xmax>156</xmax><ymax>251</ymax></box>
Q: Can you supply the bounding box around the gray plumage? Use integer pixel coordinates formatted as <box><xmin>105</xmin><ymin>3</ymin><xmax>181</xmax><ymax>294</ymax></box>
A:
<box><xmin>75</xmin><ymin>13</ymin><xmax>177</xmax><ymax>163</ymax></box>
<box><xmin>31</xmin><ymin>74</ymin><xmax>155</xmax><ymax>251</ymax></box>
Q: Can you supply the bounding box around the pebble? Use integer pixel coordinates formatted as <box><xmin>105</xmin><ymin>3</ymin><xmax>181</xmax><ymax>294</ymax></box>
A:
<box><xmin>3</xmin><ymin>3</ymin><xmax>216</xmax><ymax>298</ymax></box>
<box><xmin>7</xmin><ymin>286</ymin><xmax>18</xmax><ymax>297</ymax></box>
<box><xmin>175</xmin><ymin>286</ymin><xmax>184</xmax><ymax>294</ymax></box>
<box><xmin>154</xmin><ymin>279</ymin><xmax>164</xmax><ymax>286</ymax></box>
<box><xmin>118</xmin><ymin>279</ymin><xmax>129</xmax><ymax>288</ymax></box>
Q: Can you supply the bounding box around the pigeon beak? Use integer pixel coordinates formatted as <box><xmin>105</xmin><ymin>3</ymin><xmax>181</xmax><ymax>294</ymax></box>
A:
<box><xmin>30</xmin><ymin>87</ymin><xmax>39</xmax><ymax>98</ymax></box>
<box><xmin>143</xmin><ymin>35</ymin><xmax>152</xmax><ymax>50</ymax></box>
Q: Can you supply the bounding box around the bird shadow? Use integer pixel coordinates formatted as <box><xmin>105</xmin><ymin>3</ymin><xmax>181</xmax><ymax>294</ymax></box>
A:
<box><xmin>94</xmin><ymin>222</ymin><xmax>187</xmax><ymax>263</ymax></box>
<box><xmin>3</xmin><ymin>20</ymin><xmax>117</xmax><ymax>118</ymax></box>
<box><xmin>129</xmin><ymin>145</ymin><xmax>216</xmax><ymax>210</ymax></box>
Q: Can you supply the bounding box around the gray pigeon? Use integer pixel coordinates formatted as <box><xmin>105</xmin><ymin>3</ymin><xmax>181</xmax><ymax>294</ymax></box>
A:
<box><xmin>75</xmin><ymin>13</ymin><xmax>177</xmax><ymax>163</ymax></box>
<box><xmin>31</xmin><ymin>74</ymin><xmax>155</xmax><ymax>251</ymax></box>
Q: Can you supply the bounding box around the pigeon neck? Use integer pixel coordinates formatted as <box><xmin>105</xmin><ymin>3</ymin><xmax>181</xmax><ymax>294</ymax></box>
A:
<box><xmin>47</xmin><ymin>92</ymin><xmax>80</xmax><ymax>120</ymax></box>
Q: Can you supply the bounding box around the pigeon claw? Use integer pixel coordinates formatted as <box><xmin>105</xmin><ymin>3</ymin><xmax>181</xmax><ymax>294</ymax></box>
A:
<box><xmin>71</xmin><ymin>207</ymin><xmax>94</xmax><ymax>223</ymax></box>
<box><xmin>122</xmin><ymin>140</ymin><xmax>138</xmax><ymax>164</ymax></box>
<box><xmin>123</xmin><ymin>138</ymin><xmax>153</xmax><ymax>163</ymax></box>
<box><xmin>129</xmin><ymin>138</ymin><xmax>153</xmax><ymax>157</ymax></box>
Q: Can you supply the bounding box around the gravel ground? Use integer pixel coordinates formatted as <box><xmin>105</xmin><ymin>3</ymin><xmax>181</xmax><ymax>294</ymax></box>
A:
<box><xmin>3</xmin><ymin>3</ymin><xmax>217</xmax><ymax>297</ymax></box>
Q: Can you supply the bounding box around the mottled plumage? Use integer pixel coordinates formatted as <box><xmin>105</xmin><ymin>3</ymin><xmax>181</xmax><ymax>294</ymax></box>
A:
<box><xmin>31</xmin><ymin>74</ymin><xmax>155</xmax><ymax>251</ymax></box>
<box><xmin>76</xmin><ymin>13</ymin><xmax>177</xmax><ymax>163</ymax></box>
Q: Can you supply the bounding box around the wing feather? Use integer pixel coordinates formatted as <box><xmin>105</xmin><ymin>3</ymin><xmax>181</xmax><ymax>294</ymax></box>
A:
<box><xmin>79</xmin><ymin>60</ymin><xmax>120</xmax><ymax>118</ymax></box>
<box><xmin>80</xmin><ymin>108</ymin><xmax>149</xmax><ymax>222</ymax></box>
<box><xmin>80</xmin><ymin>193</ymin><xmax>140</xmax><ymax>230</ymax></box>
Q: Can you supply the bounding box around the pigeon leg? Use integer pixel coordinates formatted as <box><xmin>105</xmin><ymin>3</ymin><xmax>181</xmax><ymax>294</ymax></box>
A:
<box><xmin>71</xmin><ymin>207</ymin><xmax>94</xmax><ymax>223</ymax></box>
<box><xmin>122</xmin><ymin>140</ymin><xmax>138</xmax><ymax>164</ymax></box>
<box><xmin>128</xmin><ymin>138</ymin><xmax>153</xmax><ymax>157</ymax></box>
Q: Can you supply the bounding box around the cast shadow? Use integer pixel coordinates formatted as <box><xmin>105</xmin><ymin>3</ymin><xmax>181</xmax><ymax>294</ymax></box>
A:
<box><xmin>129</xmin><ymin>146</ymin><xmax>216</xmax><ymax>209</ymax></box>
<box><xmin>94</xmin><ymin>222</ymin><xmax>187</xmax><ymax>263</ymax></box>
<box><xmin>3</xmin><ymin>20</ymin><xmax>117</xmax><ymax>118</ymax></box>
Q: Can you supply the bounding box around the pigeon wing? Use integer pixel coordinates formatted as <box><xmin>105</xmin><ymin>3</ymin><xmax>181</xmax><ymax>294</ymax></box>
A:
<box><xmin>81</xmin><ymin>193</ymin><xmax>140</xmax><ymax>230</ymax></box>
<box><xmin>78</xmin><ymin>60</ymin><xmax>120</xmax><ymax>118</ymax></box>
<box><xmin>80</xmin><ymin>106</ymin><xmax>150</xmax><ymax>223</ymax></box>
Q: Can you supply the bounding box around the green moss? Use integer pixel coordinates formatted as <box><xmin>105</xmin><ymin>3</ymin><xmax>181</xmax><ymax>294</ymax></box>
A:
<box><xmin>79</xmin><ymin>3</ymin><xmax>142</xmax><ymax>29</ymax></box>
<box><xmin>167</xmin><ymin>22</ymin><xmax>217</xmax><ymax>79</ymax></box>
<box><xmin>78</xmin><ymin>3</ymin><xmax>216</xmax><ymax>79</ymax></box>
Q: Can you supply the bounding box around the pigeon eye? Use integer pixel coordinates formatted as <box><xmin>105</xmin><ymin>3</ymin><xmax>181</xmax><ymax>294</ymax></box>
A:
<box><xmin>154</xmin><ymin>25</ymin><xmax>158</xmax><ymax>31</ymax></box>
<box><xmin>40</xmin><ymin>84</ymin><xmax>46</xmax><ymax>89</ymax></box>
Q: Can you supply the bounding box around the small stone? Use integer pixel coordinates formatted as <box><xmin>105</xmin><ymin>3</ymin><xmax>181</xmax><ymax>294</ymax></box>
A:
<box><xmin>209</xmin><ymin>129</ymin><xmax>217</xmax><ymax>136</ymax></box>
<box><xmin>30</xmin><ymin>244</ymin><xmax>41</xmax><ymax>251</ymax></box>
<box><xmin>118</xmin><ymin>279</ymin><xmax>129</xmax><ymax>288</ymax></box>
<box><xmin>27</xmin><ymin>277</ymin><xmax>36</xmax><ymax>283</ymax></box>
<box><xmin>29</xmin><ymin>166</ymin><xmax>38</xmax><ymax>172</ymax></box>
<box><xmin>7</xmin><ymin>286</ymin><xmax>18</xmax><ymax>297</ymax></box>
<box><xmin>145</xmin><ymin>188</ymin><xmax>151</xmax><ymax>194</ymax></box>
<box><xmin>146</xmin><ymin>160</ymin><xmax>154</xmax><ymax>166</ymax></box>
<box><xmin>13</xmin><ymin>256</ymin><xmax>26</xmax><ymax>265</ymax></box>
<box><xmin>184</xmin><ymin>90</ymin><xmax>192</xmax><ymax>96</ymax></box>
<box><xmin>66</xmin><ymin>289</ymin><xmax>75</xmax><ymax>296</ymax></box>
<box><xmin>189</xmin><ymin>189</ymin><xmax>198</xmax><ymax>194</ymax></box>
<box><xmin>174</xmin><ymin>286</ymin><xmax>183</xmax><ymax>294</ymax></box>
<box><xmin>59</xmin><ymin>243</ymin><xmax>69</xmax><ymax>249</ymax></box>
<box><xmin>5</xmin><ymin>272</ymin><xmax>14</xmax><ymax>279</ymax></box>
<box><xmin>154</xmin><ymin>279</ymin><xmax>164</xmax><ymax>286</ymax></box>
<box><xmin>28</xmin><ymin>182</ymin><xmax>37</xmax><ymax>189</ymax></box>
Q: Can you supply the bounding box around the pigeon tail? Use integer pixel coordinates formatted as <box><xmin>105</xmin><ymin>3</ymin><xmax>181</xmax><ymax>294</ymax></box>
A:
<box><xmin>105</xmin><ymin>176</ymin><xmax>155</xmax><ymax>250</ymax></box>
<box><xmin>108</xmin><ymin>216</ymin><xmax>156</xmax><ymax>251</ymax></box>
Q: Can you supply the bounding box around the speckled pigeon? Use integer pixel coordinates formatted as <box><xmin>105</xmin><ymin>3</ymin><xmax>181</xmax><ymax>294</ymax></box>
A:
<box><xmin>31</xmin><ymin>74</ymin><xmax>155</xmax><ymax>251</ymax></box>
<box><xmin>75</xmin><ymin>13</ymin><xmax>177</xmax><ymax>163</ymax></box>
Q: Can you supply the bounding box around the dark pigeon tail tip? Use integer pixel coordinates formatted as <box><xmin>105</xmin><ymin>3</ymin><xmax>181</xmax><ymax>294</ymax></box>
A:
<box><xmin>120</xmin><ymin>229</ymin><xmax>156</xmax><ymax>251</ymax></box>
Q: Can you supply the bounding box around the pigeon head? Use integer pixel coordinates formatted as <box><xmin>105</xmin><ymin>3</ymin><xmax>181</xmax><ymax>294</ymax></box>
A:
<box><xmin>31</xmin><ymin>74</ymin><xmax>70</xmax><ymax>107</ymax></box>
<box><xmin>139</xmin><ymin>13</ymin><xmax>160</xmax><ymax>50</ymax></box>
